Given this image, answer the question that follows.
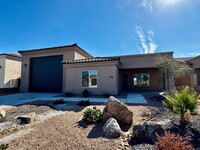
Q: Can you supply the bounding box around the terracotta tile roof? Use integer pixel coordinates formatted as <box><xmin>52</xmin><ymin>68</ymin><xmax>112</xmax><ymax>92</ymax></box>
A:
<box><xmin>0</xmin><ymin>53</ymin><xmax>21</xmax><ymax>58</ymax></box>
<box><xmin>63</xmin><ymin>57</ymin><xmax>120</xmax><ymax>64</ymax></box>
<box><xmin>174</xmin><ymin>57</ymin><xmax>194</xmax><ymax>63</ymax></box>
<box><xmin>18</xmin><ymin>43</ymin><xmax>77</xmax><ymax>53</ymax></box>
<box><xmin>18</xmin><ymin>43</ymin><xmax>92</xmax><ymax>57</ymax></box>
<box><xmin>18</xmin><ymin>43</ymin><xmax>93</xmax><ymax>58</ymax></box>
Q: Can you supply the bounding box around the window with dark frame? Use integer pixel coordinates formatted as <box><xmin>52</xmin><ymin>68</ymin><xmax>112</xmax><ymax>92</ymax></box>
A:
<box><xmin>82</xmin><ymin>70</ymin><xmax>98</xmax><ymax>88</ymax></box>
<box><xmin>133</xmin><ymin>73</ymin><xmax>150</xmax><ymax>86</ymax></box>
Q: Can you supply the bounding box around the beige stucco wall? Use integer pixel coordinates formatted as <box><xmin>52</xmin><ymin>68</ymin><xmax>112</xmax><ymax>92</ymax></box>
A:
<box><xmin>188</xmin><ymin>56</ymin><xmax>200</xmax><ymax>86</ymax></box>
<box><xmin>4</xmin><ymin>56</ymin><xmax>21</xmax><ymax>88</ymax></box>
<box><xmin>119</xmin><ymin>52</ymin><xmax>173</xmax><ymax>69</ymax></box>
<box><xmin>75</xmin><ymin>51</ymin><xmax>87</xmax><ymax>60</ymax></box>
<box><xmin>0</xmin><ymin>55</ymin><xmax>21</xmax><ymax>89</ymax></box>
<box><xmin>19</xmin><ymin>46</ymin><xmax>91</xmax><ymax>92</ymax></box>
<box><xmin>63</xmin><ymin>61</ymin><xmax>119</xmax><ymax>95</ymax></box>
<box><xmin>0</xmin><ymin>56</ymin><xmax>6</xmax><ymax>88</ymax></box>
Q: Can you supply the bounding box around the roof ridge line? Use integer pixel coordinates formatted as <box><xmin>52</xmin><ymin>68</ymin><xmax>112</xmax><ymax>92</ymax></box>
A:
<box><xmin>18</xmin><ymin>43</ymin><xmax>77</xmax><ymax>53</ymax></box>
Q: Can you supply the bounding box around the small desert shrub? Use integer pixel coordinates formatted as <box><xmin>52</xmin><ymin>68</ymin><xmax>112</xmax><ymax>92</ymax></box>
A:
<box><xmin>65</xmin><ymin>91</ymin><xmax>73</xmax><ymax>97</ymax></box>
<box><xmin>82</xmin><ymin>89</ymin><xmax>89</xmax><ymax>97</ymax></box>
<box><xmin>103</xmin><ymin>93</ymin><xmax>111</xmax><ymax>98</ymax></box>
<box><xmin>155</xmin><ymin>131</ymin><xmax>194</xmax><ymax>150</ymax></box>
<box><xmin>82</xmin><ymin>107</ymin><xmax>103</xmax><ymax>124</ymax></box>
<box><xmin>0</xmin><ymin>144</ymin><xmax>9</xmax><ymax>150</ymax></box>
<box><xmin>163</xmin><ymin>86</ymin><xmax>199</xmax><ymax>125</ymax></box>
<box><xmin>77</xmin><ymin>99</ymin><xmax>91</xmax><ymax>106</ymax></box>
<box><xmin>53</xmin><ymin>99</ymin><xmax>64</xmax><ymax>105</ymax></box>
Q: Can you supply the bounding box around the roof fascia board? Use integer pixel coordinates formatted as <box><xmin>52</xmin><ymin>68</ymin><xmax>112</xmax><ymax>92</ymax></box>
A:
<box><xmin>63</xmin><ymin>60</ymin><xmax>119</xmax><ymax>68</ymax></box>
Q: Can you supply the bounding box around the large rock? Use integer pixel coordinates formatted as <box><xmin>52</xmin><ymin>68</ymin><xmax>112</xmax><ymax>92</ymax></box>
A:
<box><xmin>133</xmin><ymin>119</ymin><xmax>172</xmax><ymax>142</ymax></box>
<box><xmin>0</xmin><ymin>108</ymin><xmax>6</xmax><ymax>118</ymax></box>
<box><xmin>103</xmin><ymin>118</ymin><xmax>121</xmax><ymax>138</ymax></box>
<box><xmin>103</xmin><ymin>96</ymin><xmax>133</xmax><ymax>125</ymax></box>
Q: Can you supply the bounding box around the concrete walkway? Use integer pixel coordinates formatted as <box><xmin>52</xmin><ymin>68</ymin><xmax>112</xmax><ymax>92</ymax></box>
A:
<box><xmin>0</xmin><ymin>92</ymin><xmax>147</xmax><ymax>107</ymax></box>
<box><xmin>126</xmin><ymin>93</ymin><xmax>147</xmax><ymax>104</ymax></box>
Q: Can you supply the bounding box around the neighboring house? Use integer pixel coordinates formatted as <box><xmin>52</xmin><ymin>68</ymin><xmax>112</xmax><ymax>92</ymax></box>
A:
<box><xmin>189</xmin><ymin>56</ymin><xmax>200</xmax><ymax>91</ymax></box>
<box><xmin>175</xmin><ymin>56</ymin><xmax>200</xmax><ymax>93</ymax></box>
<box><xmin>19</xmin><ymin>43</ymin><xmax>175</xmax><ymax>95</ymax></box>
<box><xmin>0</xmin><ymin>54</ymin><xmax>21</xmax><ymax>90</ymax></box>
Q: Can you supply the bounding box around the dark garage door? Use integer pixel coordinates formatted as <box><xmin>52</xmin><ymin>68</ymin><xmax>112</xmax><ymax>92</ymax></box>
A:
<box><xmin>30</xmin><ymin>55</ymin><xmax>63</xmax><ymax>92</ymax></box>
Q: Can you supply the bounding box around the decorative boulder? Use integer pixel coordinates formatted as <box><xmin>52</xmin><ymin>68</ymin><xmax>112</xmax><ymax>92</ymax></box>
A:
<box><xmin>103</xmin><ymin>118</ymin><xmax>121</xmax><ymax>138</ymax></box>
<box><xmin>16</xmin><ymin>112</ymin><xmax>37</xmax><ymax>124</ymax></box>
<box><xmin>132</xmin><ymin>119</ymin><xmax>172</xmax><ymax>142</ymax></box>
<box><xmin>103</xmin><ymin>96</ymin><xmax>133</xmax><ymax>125</ymax></box>
<box><xmin>0</xmin><ymin>108</ymin><xmax>6</xmax><ymax>118</ymax></box>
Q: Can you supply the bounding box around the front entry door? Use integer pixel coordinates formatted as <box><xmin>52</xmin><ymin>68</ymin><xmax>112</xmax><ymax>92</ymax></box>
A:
<box><xmin>122</xmin><ymin>74</ymin><xmax>128</xmax><ymax>92</ymax></box>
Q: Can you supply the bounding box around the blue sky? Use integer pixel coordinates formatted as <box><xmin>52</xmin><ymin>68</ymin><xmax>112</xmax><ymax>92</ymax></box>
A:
<box><xmin>0</xmin><ymin>0</ymin><xmax>200</xmax><ymax>57</ymax></box>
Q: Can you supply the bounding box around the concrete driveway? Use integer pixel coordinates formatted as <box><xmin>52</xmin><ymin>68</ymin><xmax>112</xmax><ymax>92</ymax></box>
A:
<box><xmin>0</xmin><ymin>93</ymin><xmax>61</xmax><ymax>107</ymax></box>
<box><xmin>0</xmin><ymin>92</ymin><xmax>147</xmax><ymax>108</ymax></box>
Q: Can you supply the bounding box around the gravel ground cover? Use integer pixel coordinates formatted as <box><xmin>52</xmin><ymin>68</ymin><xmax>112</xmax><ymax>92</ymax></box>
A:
<box><xmin>0</xmin><ymin>105</ymin><xmax>54</xmax><ymax>137</ymax></box>
<box><xmin>0</xmin><ymin>102</ymin><xmax>160</xmax><ymax>150</ymax></box>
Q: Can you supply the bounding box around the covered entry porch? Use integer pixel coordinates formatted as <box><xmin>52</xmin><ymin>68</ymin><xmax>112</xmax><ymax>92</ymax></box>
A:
<box><xmin>119</xmin><ymin>68</ymin><xmax>164</xmax><ymax>93</ymax></box>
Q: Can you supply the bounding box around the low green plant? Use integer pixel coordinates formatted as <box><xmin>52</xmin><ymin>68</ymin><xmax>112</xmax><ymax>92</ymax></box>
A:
<box><xmin>65</xmin><ymin>91</ymin><xmax>73</xmax><ymax>97</ymax></box>
<box><xmin>82</xmin><ymin>89</ymin><xmax>89</xmax><ymax>97</ymax></box>
<box><xmin>82</xmin><ymin>107</ymin><xmax>103</xmax><ymax>125</ymax></box>
<box><xmin>77</xmin><ymin>99</ymin><xmax>90</xmax><ymax>106</ymax></box>
<box><xmin>163</xmin><ymin>86</ymin><xmax>199</xmax><ymax>125</ymax></box>
<box><xmin>0</xmin><ymin>144</ymin><xmax>9</xmax><ymax>150</ymax></box>
<box><xmin>53</xmin><ymin>99</ymin><xmax>65</xmax><ymax>105</ymax></box>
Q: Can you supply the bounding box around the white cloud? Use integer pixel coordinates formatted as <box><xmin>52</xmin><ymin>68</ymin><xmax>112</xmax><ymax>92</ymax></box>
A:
<box><xmin>116</xmin><ymin>0</ymin><xmax>154</xmax><ymax>14</ymax></box>
<box><xmin>135</xmin><ymin>26</ymin><xmax>148</xmax><ymax>54</ymax></box>
<box><xmin>140</xmin><ymin>0</ymin><xmax>153</xmax><ymax>13</ymax></box>
<box><xmin>148</xmin><ymin>31</ymin><xmax>158</xmax><ymax>53</ymax></box>
<box><xmin>135</xmin><ymin>26</ymin><xmax>158</xmax><ymax>54</ymax></box>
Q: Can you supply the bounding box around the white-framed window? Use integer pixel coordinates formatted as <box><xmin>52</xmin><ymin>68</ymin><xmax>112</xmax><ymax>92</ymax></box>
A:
<box><xmin>82</xmin><ymin>70</ymin><xmax>98</xmax><ymax>88</ymax></box>
<box><xmin>133</xmin><ymin>73</ymin><xmax>150</xmax><ymax>86</ymax></box>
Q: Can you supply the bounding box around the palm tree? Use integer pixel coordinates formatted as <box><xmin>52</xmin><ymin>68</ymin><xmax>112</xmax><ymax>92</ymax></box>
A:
<box><xmin>163</xmin><ymin>86</ymin><xmax>199</xmax><ymax>126</ymax></box>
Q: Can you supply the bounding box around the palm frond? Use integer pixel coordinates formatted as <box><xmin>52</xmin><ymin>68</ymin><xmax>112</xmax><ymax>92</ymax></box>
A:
<box><xmin>162</xmin><ymin>86</ymin><xmax>199</xmax><ymax>122</ymax></box>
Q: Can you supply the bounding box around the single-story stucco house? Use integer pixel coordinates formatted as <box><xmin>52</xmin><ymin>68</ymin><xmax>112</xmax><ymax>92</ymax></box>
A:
<box><xmin>18</xmin><ymin>43</ymin><xmax>176</xmax><ymax>95</ymax></box>
<box><xmin>0</xmin><ymin>54</ymin><xmax>21</xmax><ymax>91</ymax></box>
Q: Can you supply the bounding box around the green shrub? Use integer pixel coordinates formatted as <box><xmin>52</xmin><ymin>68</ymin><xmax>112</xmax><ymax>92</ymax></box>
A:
<box><xmin>65</xmin><ymin>91</ymin><xmax>73</xmax><ymax>97</ymax></box>
<box><xmin>163</xmin><ymin>86</ymin><xmax>199</xmax><ymax>125</ymax></box>
<box><xmin>0</xmin><ymin>144</ymin><xmax>9</xmax><ymax>150</ymax></box>
<box><xmin>77</xmin><ymin>99</ymin><xmax>90</xmax><ymax>106</ymax></box>
<box><xmin>82</xmin><ymin>89</ymin><xmax>89</xmax><ymax>97</ymax></box>
<box><xmin>155</xmin><ymin>131</ymin><xmax>193</xmax><ymax>150</ymax></box>
<box><xmin>53</xmin><ymin>99</ymin><xmax>64</xmax><ymax>105</ymax></box>
<box><xmin>82</xmin><ymin>107</ymin><xmax>103</xmax><ymax>124</ymax></box>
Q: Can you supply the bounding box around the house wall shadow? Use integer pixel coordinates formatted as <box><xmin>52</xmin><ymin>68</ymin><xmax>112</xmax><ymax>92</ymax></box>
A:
<box><xmin>17</xmin><ymin>100</ymin><xmax>88</xmax><ymax>112</ymax></box>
